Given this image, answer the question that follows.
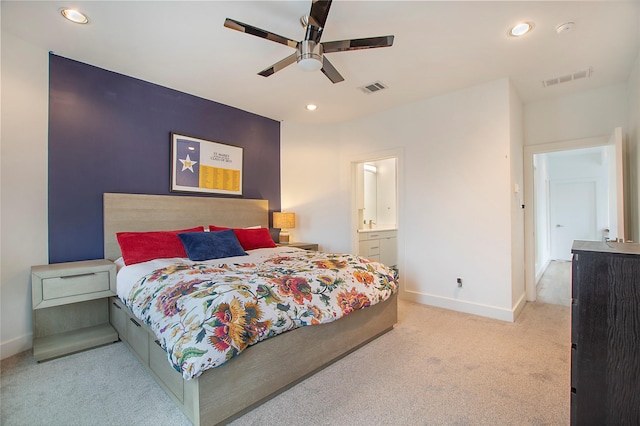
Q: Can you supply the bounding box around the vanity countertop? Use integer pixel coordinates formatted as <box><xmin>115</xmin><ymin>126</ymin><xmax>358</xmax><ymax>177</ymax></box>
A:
<box><xmin>357</xmin><ymin>227</ymin><xmax>397</xmax><ymax>233</ymax></box>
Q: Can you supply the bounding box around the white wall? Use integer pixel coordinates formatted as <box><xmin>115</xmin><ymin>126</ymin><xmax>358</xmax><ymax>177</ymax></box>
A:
<box><xmin>284</xmin><ymin>78</ymin><xmax>523</xmax><ymax>321</ymax></box>
<box><xmin>628</xmin><ymin>52</ymin><xmax>640</xmax><ymax>243</ymax></box>
<box><xmin>0</xmin><ymin>32</ymin><xmax>50</xmax><ymax>358</ymax></box>
<box><xmin>525</xmin><ymin>84</ymin><xmax>629</xmax><ymax>147</ymax></box>
<box><xmin>629</xmin><ymin>13</ymin><xmax>640</xmax><ymax>244</ymax></box>
<box><xmin>280</xmin><ymin>123</ymin><xmax>348</xmax><ymax>252</ymax></box>
<box><xmin>509</xmin><ymin>82</ymin><xmax>525</xmax><ymax>310</ymax></box>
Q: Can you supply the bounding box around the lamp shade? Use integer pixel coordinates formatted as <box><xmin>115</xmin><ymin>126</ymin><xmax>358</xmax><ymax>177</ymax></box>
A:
<box><xmin>273</xmin><ymin>212</ymin><xmax>295</xmax><ymax>229</ymax></box>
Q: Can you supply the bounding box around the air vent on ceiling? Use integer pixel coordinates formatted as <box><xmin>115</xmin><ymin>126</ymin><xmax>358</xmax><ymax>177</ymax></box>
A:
<box><xmin>360</xmin><ymin>81</ymin><xmax>388</xmax><ymax>94</ymax></box>
<box><xmin>543</xmin><ymin>67</ymin><xmax>592</xmax><ymax>88</ymax></box>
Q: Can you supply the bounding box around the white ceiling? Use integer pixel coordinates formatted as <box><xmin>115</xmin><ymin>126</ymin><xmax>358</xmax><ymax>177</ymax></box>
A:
<box><xmin>2</xmin><ymin>1</ymin><xmax>638</xmax><ymax>124</ymax></box>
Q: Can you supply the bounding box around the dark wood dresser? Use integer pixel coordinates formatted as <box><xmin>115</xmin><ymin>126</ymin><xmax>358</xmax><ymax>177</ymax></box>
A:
<box><xmin>571</xmin><ymin>240</ymin><xmax>640</xmax><ymax>425</ymax></box>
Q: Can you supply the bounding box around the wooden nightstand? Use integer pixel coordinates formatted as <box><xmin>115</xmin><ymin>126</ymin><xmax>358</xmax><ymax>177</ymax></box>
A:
<box><xmin>277</xmin><ymin>242</ymin><xmax>319</xmax><ymax>251</ymax></box>
<box><xmin>31</xmin><ymin>259</ymin><xmax>118</xmax><ymax>361</ymax></box>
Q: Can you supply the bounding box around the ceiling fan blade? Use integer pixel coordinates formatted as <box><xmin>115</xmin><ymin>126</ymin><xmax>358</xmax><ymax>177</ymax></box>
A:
<box><xmin>322</xmin><ymin>35</ymin><xmax>394</xmax><ymax>53</ymax></box>
<box><xmin>304</xmin><ymin>0</ymin><xmax>332</xmax><ymax>43</ymax></box>
<box><xmin>224</xmin><ymin>18</ymin><xmax>298</xmax><ymax>49</ymax></box>
<box><xmin>320</xmin><ymin>56</ymin><xmax>344</xmax><ymax>84</ymax></box>
<box><xmin>308</xmin><ymin>0</ymin><xmax>332</xmax><ymax>29</ymax></box>
<box><xmin>258</xmin><ymin>53</ymin><xmax>298</xmax><ymax>77</ymax></box>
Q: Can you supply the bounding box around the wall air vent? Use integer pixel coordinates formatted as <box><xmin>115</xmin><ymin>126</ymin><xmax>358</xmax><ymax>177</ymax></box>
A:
<box><xmin>543</xmin><ymin>67</ymin><xmax>592</xmax><ymax>88</ymax></box>
<box><xmin>359</xmin><ymin>81</ymin><xmax>388</xmax><ymax>94</ymax></box>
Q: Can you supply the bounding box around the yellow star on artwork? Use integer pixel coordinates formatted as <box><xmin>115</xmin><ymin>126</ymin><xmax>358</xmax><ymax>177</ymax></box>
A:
<box><xmin>179</xmin><ymin>154</ymin><xmax>198</xmax><ymax>172</ymax></box>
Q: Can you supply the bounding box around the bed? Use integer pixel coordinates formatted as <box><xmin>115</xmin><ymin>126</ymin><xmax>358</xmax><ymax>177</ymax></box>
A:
<box><xmin>104</xmin><ymin>193</ymin><xmax>398</xmax><ymax>425</ymax></box>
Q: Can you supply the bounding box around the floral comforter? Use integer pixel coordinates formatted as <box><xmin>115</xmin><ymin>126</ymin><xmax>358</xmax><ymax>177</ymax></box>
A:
<box><xmin>120</xmin><ymin>248</ymin><xmax>398</xmax><ymax>379</ymax></box>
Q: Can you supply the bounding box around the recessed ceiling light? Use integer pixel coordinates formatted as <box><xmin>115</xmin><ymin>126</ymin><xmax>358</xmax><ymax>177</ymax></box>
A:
<box><xmin>60</xmin><ymin>8</ymin><xmax>89</xmax><ymax>24</ymax></box>
<box><xmin>508</xmin><ymin>22</ymin><xmax>534</xmax><ymax>37</ymax></box>
<box><xmin>306</xmin><ymin>104</ymin><xmax>317</xmax><ymax>111</ymax></box>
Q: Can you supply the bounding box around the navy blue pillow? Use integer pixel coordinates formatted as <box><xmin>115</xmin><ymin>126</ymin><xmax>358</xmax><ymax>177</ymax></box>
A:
<box><xmin>177</xmin><ymin>230</ymin><xmax>247</xmax><ymax>261</ymax></box>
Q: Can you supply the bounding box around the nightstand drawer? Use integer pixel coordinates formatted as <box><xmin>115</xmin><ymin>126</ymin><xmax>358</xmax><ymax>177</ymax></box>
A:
<box><xmin>42</xmin><ymin>271</ymin><xmax>110</xmax><ymax>300</ymax></box>
<box><xmin>32</xmin><ymin>259</ymin><xmax>116</xmax><ymax>309</ymax></box>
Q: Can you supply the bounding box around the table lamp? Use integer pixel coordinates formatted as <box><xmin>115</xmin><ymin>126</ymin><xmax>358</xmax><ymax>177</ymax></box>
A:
<box><xmin>273</xmin><ymin>212</ymin><xmax>295</xmax><ymax>243</ymax></box>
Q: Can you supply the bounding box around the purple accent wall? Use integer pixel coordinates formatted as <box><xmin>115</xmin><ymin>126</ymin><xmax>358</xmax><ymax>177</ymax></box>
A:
<box><xmin>48</xmin><ymin>54</ymin><xmax>281</xmax><ymax>263</ymax></box>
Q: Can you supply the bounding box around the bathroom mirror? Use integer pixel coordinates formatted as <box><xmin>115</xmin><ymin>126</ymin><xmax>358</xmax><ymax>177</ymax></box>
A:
<box><xmin>356</xmin><ymin>158</ymin><xmax>397</xmax><ymax>229</ymax></box>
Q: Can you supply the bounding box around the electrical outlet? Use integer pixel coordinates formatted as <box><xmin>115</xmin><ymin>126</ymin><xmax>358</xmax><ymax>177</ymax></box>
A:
<box><xmin>456</xmin><ymin>278</ymin><xmax>463</xmax><ymax>287</ymax></box>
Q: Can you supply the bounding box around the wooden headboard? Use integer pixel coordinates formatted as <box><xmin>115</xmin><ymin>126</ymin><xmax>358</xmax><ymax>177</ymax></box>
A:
<box><xmin>103</xmin><ymin>193</ymin><xmax>269</xmax><ymax>260</ymax></box>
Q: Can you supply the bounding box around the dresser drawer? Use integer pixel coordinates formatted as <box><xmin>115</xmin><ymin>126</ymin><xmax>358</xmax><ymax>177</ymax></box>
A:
<box><xmin>150</xmin><ymin>339</ymin><xmax>184</xmax><ymax>402</ymax></box>
<box><xmin>42</xmin><ymin>271</ymin><xmax>110</xmax><ymax>300</ymax></box>
<box><xmin>360</xmin><ymin>230</ymin><xmax>397</xmax><ymax>240</ymax></box>
<box><xmin>366</xmin><ymin>240</ymin><xmax>381</xmax><ymax>255</ymax></box>
<box><xmin>570</xmin><ymin>344</ymin><xmax>577</xmax><ymax>386</ymax></box>
<box><xmin>571</xmin><ymin>300</ymin><xmax>578</xmax><ymax>344</ymax></box>
<box><xmin>109</xmin><ymin>298</ymin><xmax>127</xmax><ymax>338</ymax></box>
<box><xmin>127</xmin><ymin>317</ymin><xmax>150</xmax><ymax>363</ymax></box>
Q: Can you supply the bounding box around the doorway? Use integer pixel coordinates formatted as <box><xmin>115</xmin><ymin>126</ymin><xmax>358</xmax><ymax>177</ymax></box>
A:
<box><xmin>524</xmin><ymin>128</ymin><xmax>627</xmax><ymax>303</ymax></box>
<box><xmin>350</xmin><ymin>149</ymin><xmax>403</xmax><ymax>282</ymax></box>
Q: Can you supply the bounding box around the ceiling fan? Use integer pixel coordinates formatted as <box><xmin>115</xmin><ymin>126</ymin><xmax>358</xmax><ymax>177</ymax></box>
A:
<box><xmin>224</xmin><ymin>0</ymin><xmax>394</xmax><ymax>84</ymax></box>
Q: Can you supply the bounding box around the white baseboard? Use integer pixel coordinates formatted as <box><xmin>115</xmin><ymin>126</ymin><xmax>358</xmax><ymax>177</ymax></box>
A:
<box><xmin>401</xmin><ymin>290</ymin><xmax>523</xmax><ymax>322</ymax></box>
<box><xmin>1</xmin><ymin>332</ymin><xmax>32</xmax><ymax>360</ymax></box>
<box><xmin>535</xmin><ymin>258</ymin><xmax>552</xmax><ymax>286</ymax></box>
<box><xmin>512</xmin><ymin>291</ymin><xmax>527</xmax><ymax>320</ymax></box>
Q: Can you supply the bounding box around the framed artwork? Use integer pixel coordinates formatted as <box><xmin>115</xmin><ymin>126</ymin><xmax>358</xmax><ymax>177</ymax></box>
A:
<box><xmin>170</xmin><ymin>133</ymin><xmax>243</xmax><ymax>195</ymax></box>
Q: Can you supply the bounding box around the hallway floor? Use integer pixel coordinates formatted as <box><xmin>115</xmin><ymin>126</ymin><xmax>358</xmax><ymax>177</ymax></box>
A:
<box><xmin>536</xmin><ymin>260</ymin><xmax>571</xmax><ymax>306</ymax></box>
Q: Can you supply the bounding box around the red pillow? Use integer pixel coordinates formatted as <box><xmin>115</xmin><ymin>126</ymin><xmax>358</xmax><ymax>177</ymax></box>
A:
<box><xmin>209</xmin><ymin>226</ymin><xmax>276</xmax><ymax>250</ymax></box>
<box><xmin>116</xmin><ymin>227</ymin><xmax>204</xmax><ymax>265</ymax></box>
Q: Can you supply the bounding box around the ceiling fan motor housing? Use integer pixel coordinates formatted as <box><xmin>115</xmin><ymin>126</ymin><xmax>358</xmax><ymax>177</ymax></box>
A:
<box><xmin>297</xmin><ymin>40</ymin><xmax>323</xmax><ymax>71</ymax></box>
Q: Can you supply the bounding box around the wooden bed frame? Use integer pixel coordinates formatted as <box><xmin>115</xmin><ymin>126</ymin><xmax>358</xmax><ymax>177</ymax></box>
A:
<box><xmin>103</xmin><ymin>193</ymin><xmax>398</xmax><ymax>426</ymax></box>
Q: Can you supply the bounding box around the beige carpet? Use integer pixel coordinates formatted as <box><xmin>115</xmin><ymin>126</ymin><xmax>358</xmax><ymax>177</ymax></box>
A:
<box><xmin>1</xmin><ymin>300</ymin><xmax>570</xmax><ymax>425</ymax></box>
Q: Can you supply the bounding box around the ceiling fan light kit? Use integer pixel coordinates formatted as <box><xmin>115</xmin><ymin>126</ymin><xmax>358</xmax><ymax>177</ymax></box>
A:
<box><xmin>224</xmin><ymin>0</ymin><xmax>394</xmax><ymax>83</ymax></box>
<box><xmin>297</xmin><ymin>40</ymin><xmax>323</xmax><ymax>72</ymax></box>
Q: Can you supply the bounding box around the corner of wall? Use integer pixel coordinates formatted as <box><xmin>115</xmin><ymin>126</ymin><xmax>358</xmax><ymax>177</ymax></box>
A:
<box><xmin>1</xmin><ymin>31</ymin><xmax>49</xmax><ymax>359</ymax></box>
<box><xmin>0</xmin><ymin>334</ymin><xmax>33</xmax><ymax>360</ymax></box>
<box><xmin>509</xmin><ymin>81</ymin><xmax>526</xmax><ymax>307</ymax></box>
<box><xmin>512</xmin><ymin>292</ymin><xmax>528</xmax><ymax>322</ymax></box>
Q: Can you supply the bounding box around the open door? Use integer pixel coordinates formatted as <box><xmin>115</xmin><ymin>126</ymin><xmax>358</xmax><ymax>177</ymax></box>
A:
<box><xmin>524</xmin><ymin>128</ymin><xmax>628</xmax><ymax>302</ymax></box>
<box><xmin>608</xmin><ymin>127</ymin><xmax>627</xmax><ymax>241</ymax></box>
